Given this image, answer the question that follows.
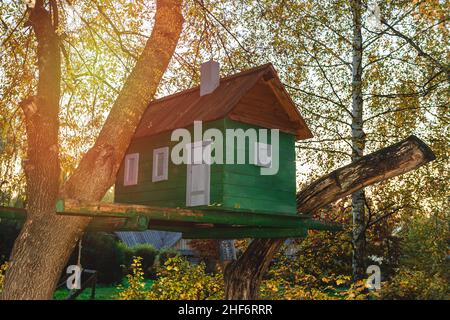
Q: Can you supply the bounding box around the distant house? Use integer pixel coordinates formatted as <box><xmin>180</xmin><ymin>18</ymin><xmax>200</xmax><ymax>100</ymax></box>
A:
<box><xmin>114</xmin><ymin>230</ymin><xmax>195</xmax><ymax>257</ymax></box>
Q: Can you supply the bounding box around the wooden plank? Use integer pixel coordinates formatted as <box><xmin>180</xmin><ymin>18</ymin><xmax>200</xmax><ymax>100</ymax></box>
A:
<box><xmin>1</xmin><ymin>202</ymin><xmax>340</xmax><ymax>234</ymax></box>
<box><xmin>148</xmin><ymin>219</ymin><xmax>340</xmax><ymax>238</ymax></box>
<box><xmin>55</xmin><ymin>199</ymin><xmax>339</xmax><ymax>231</ymax></box>
<box><xmin>0</xmin><ymin>206</ymin><xmax>26</xmax><ymax>220</ymax></box>
<box><xmin>149</xmin><ymin>225</ymin><xmax>308</xmax><ymax>239</ymax></box>
<box><xmin>0</xmin><ymin>206</ymin><xmax>148</xmax><ymax>231</ymax></box>
<box><xmin>265</xmin><ymin>79</ymin><xmax>298</xmax><ymax>121</ymax></box>
<box><xmin>229</xmin><ymin>78</ymin><xmax>312</xmax><ymax>139</ymax></box>
<box><xmin>228</xmin><ymin>114</ymin><xmax>297</xmax><ymax>136</ymax></box>
<box><xmin>222</xmin><ymin>196</ymin><xmax>296</xmax><ymax>216</ymax></box>
<box><xmin>223</xmin><ymin>185</ymin><xmax>295</xmax><ymax>204</ymax></box>
<box><xmin>222</xmin><ymin>172</ymin><xmax>294</xmax><ymax>193</ymax></box>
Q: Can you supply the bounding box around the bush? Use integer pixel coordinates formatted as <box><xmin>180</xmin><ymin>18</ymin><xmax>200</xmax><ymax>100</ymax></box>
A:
<box><xmin>130</xmin><ymin>244</ymin><xmax>158</xmax><ymax>278</ymax></box>
<box><xmin>118</xmin><ymin>256</ymin><xmax>223</xmax><ymax>300</ymax></box>
<box><xmin>148</xmin><ymin>256</ymin><xmax>223</xmax><ymax>300</ymax></box>
<box><xmin>382</xmin><ymin>268</ymin><xmax>448</xmax><ymax>300</ymax></box>
<box><xmin>381</xmin><ymin>216</ymin><xmax>449</xmax><ymax>300</ymax></box>
<box><xmin>157</xmin><ymin>247</ymin><xmax>179</xmax><ymax>267</ymax></box>
<box><xmin>118</xmin><ymin>242</ymin><xmax>134</xmax><ymax>269</ymax></box>
<box><xmin>117</xmin><ymin>257</ymin><xmax>148</xmax><ymax>300</ymax></box>
<box><xmin>67</xmin><ymin>232</ymin><xmax>125</xmax><ymax>284</ymax></box>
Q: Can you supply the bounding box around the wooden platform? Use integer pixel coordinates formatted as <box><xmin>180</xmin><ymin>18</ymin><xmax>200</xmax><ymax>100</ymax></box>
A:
<box><xmin>0</xmin><ymin>199</ymin><xmax>341</xmax><ymax>239</ymax></box>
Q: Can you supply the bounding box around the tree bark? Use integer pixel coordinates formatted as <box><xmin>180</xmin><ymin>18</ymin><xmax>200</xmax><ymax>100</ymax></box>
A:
<box><xmin>224</xmin><ymin>135</ymin><xmax>435</xmax><ymax>299</ymax></box>
<box><xmin>1</xmin><ymin>0</ymin><xmax>183</xmax><ymax>300</ymax></box>
<box><xmin>224</xmin><ymin>238</ymin><xmax>283</xmax><ymax>300</ymax></box>
<box><xmin>295</xmin><ymin>136</ymin><xmax>435</xmax><ymax>213</ymax></box>
<box><xmin>350</xmin><ymin>0</ymin><xmax>366</xmax><ymax>280</ymax></box>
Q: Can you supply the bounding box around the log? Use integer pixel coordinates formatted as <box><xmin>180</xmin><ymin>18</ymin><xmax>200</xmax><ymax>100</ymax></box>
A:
<box><xmin>224</xmin><ymin>135</ymin><xmax>435</xmax><ymax>299</ymax></box>
<box><xmin>296</xmin><ymin>135</ymin><xmax>436</xmax><ymax>213</ymax></box>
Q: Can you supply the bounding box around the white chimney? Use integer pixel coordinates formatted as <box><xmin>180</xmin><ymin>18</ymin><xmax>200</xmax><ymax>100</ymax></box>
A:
<box><xmin>200</xmin><ymin>60</ymin><xmax>220</xmax><ymax>96</ymax></box>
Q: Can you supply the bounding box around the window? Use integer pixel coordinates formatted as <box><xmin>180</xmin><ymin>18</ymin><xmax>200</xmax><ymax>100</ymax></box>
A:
<box><xmin>254</xmin><ymin>142</ymin><xmax>272</xmax><ymax>168</ymax></box>
<box><xmin>124</xmin><ymin>153</ymin><xmax>139</xmax><ymax>186</ymax></box>
<box><xmin>152</xmin><ymin>147</ymin><xmax>169</xmax><ymax>182</ymax></box>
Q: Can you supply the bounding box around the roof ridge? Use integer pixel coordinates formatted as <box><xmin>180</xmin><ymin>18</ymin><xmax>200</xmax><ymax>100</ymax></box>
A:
<box><xmin>150</xmin><ymin>63</ymin><xmax>274</xmax><ymax>105</ymax></box>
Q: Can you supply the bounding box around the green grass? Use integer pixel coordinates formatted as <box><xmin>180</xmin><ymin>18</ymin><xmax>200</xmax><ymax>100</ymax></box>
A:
<box><xmin>54</xmin><ymin>279</ymin><xmax>154</xmax><ymax>300</ymax></box>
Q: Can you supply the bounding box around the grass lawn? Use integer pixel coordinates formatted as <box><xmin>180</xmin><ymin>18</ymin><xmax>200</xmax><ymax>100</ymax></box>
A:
<box><xmin>54</xmin><ymin>279</ymin><xmax>154</xmax><ymax>300</ymax></box>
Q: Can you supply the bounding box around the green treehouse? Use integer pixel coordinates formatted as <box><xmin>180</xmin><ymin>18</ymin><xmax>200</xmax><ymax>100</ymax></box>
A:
<box><xmin>105</xmin><ymin>62</ymin><xmax>337</xmax><ymax>238</ymax></box>
<box><xmin>0</xmin><ymin>62</ymin><xmax>339</xmax><ymax>239</ymax></box>
<box><xmin>115</xmin><ymin>62</ymin><xmax>311</xmax><ymax>216</ymax></box>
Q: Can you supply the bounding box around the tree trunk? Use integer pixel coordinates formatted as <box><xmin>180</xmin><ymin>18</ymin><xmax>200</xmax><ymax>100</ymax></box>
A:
<box><xmin>1</xmin><ymin>0</ymin><xmax>183</xmax><ymax>300</ymax></box>
<box><xmin>350</xmin><ymin>0</ymin><xmax>366</xmax><ymax>280</ymax></box>
<box><xmin>224</xmin><ymin>135</ymin><xmax>435</xmax><ymax>299</ymax></box>
<box><xmin>224</xmin><ymin>239</ymin><xmax>283</xmax><ymax>300</ymax></box>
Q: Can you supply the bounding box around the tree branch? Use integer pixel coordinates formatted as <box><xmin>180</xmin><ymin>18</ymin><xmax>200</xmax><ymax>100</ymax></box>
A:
<box><xmin>296</xmin><ymin>135</ymin><xmax>435</xmax><ymax>213</ymax></box>
<box><xmin>64</xmin><ymin>0</ymin><xmax>184</xmax><ymax>201</ymax></box>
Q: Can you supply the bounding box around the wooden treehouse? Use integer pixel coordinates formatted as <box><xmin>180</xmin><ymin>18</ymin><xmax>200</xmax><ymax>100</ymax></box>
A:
<box><xmin>66</xmin><ymin>62</ymin><xmax>337</xmax><ymax>238</ymax></box>
<box><xmin>0</xmin><ymin>62</ymin><xmax>436</xmax><ymax>239</ymax></box>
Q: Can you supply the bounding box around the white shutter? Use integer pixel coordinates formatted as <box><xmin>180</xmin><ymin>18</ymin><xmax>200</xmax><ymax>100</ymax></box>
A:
<box><xmin>186</xmin><ymin>141</ymin><xmax>211</xmax><ymax>206</ymax></box>
<box><xmin>152</xmin><ymin>147</ymin><xmax>169</xmax><ymax>182</ymax></box>
<box><xmin>124</xmin><ymin>153</ymin><xmax>139</xmax><ymax>186</ymax></box>
<box><xmin>254</xmin><ymin>142</ymin><xmax>272</xmax><ymax>168</ymax></box>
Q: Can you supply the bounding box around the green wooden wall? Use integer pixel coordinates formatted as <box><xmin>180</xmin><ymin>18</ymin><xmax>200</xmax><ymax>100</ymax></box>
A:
<box><xmin>114</xmin><ymin>118</ymin><xmax>296</xmax><ymax>216</ymax></box>
<box><xmin>221</xmin><ymin>118</ymin><xmax>296</xmax><ymax>216</ymax></box>
<box><xmin>115</xmin><ymin>119</ymin><xmax>226</xmax><ymax>208</ymax></box>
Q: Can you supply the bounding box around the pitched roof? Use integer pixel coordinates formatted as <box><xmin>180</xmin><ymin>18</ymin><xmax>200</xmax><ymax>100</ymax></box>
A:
<box><xmin>133</xmin><ymin>63</ymin><xmax>312</xmax><ymax>140</ymax></box>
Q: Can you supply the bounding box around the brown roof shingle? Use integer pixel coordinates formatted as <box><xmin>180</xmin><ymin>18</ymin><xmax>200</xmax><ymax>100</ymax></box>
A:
<box><xmin>134</xmin><ymin>63</ymin><xmax>312</xmax><ymax>140</ymax></box>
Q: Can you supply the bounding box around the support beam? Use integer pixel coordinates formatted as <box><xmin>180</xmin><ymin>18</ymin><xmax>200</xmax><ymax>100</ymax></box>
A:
<box><xmin>147</xmin><ymin>224</ymin><xmax>308</xmax><ymax>239</ymax></box>
<box><xmin>0</xmin><ymin>202</ymin><xmax>339</xmax><ymax>235</ymax></box>
<box><xmin>0</xmin><ymin>206</ymin><xmax>148</xmax><ymax>232</ymax></box>
<box><xmin>0</xmin><ymin>207</ymin><xmax>26</xmax><ymax>220</ymax></box>
<box><xmin>183</xmin><ymin>228</ymin><xmax>307</xmax><ymax>239</ymax></box>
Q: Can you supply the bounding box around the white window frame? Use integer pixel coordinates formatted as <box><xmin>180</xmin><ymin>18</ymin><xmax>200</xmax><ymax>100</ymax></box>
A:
<box><xmin>152</xmin><ymin>147</ymin><xmax>169</xmax><ymax>182</ymax></box>
<box><xmin>254</xmin><ymin>142</ymin><xmax>272</xmax><ymax>168</ymax></box>
<box><xmin>124</xmin><ymin>153</ymin><xmax>139</xmax><ymax>186</ymax></box>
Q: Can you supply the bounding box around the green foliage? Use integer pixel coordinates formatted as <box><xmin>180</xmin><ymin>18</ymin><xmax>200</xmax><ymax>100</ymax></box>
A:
<box><xmin>68</xmin><ymin>232</ymin><xmax>125</xmax><ymax>284</ymax></box>
<box><xmin>117</xmin><ymin>242</ymin><xmax>134</xmax><ymax>269</ymax></box>
<box><xmin>382</xmin><ymin>216</ymin><xmax>449</xmax><ymax>300</ymax></box>
<box><xmin>157</xmin><ymin>247</ymin><xmax>180</xmax><ymax>267</ymax></box>
<box><xmin>118</xmin><ymin>256</ymin><xmax>223</xmax><ymax>300</ymax></box>
<box><xmin>117</xmin><ymin>257</ymin><xmax>148</xmax><ymax>300</ymax></box>
<box><xmin>382</xmin><ymin>269</ymin><xmax>448</xmax><ymax>300</ymax></box>
<box><xmin>148</xmin><ymin>256</ymin><xmax>223</xmax><ymax>300</ymax></box>
<box><xmin>259</xmin><ymin>246</ymin><xmax>373</xmax><ymax>300</ymax></box>
<box><xmin>129</xmin><ymin>244</ymin><xmax>158</xmax><ymax>278</ymax></box>
<box><xmin>399</xmin><ymin>216</ymin><xmax>448</xmax><ymax>274</ymax></box>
